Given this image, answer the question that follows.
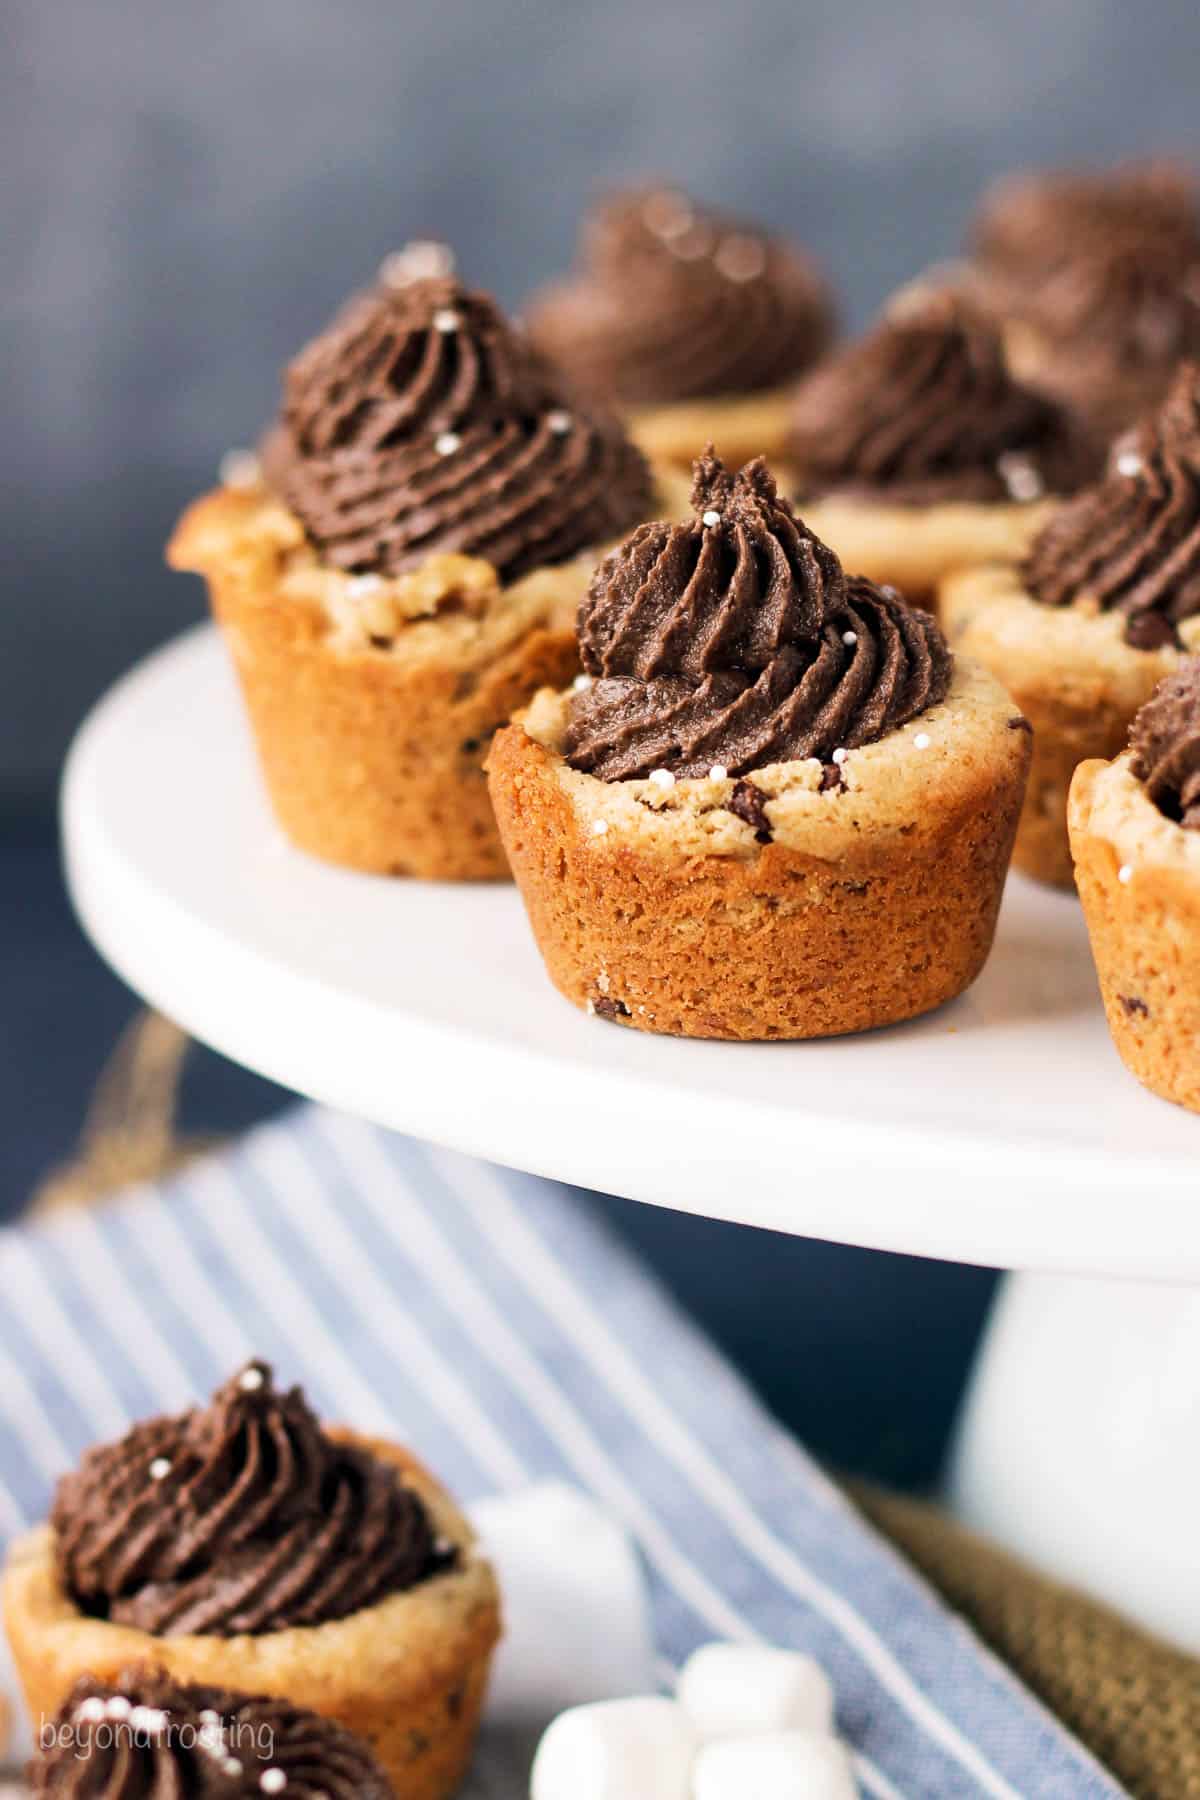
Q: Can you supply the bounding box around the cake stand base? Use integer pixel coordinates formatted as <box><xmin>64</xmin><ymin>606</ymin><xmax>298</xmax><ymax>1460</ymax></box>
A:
<box><xmin>950</xmin><ymin>1270</ymin><xmax>1200</xmax><ymax>1652</ymax></box>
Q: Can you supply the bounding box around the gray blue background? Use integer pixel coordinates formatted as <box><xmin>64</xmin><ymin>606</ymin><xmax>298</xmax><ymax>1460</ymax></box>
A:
<box><xmin>4</xmin><ymin>0</ymin><xmax>1197</xmax><ymax>1481</ymax></box>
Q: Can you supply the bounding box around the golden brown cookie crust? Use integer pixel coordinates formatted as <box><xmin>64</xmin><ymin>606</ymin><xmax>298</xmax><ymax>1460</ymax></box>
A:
<box><xmin>3</xmin><ymin>1434</ymin><xmax>501</xmax><ymax>1800</ymax></box>
<box><xmin>943</xmin><ymin>564</ymin><xmax>1200</xmax><ymax>888</ymax></box>
<box><xmin>168</xmin><ymin>486</ymin><xmax>584</xmax><ymax>878</ymax></box>
<box><xmin>1070</xmin><ymin>754</ymin><xmax>1200</xmax><ymax>1113</ymax></box>
<box><xmin>488</xmin><ymin>660</ymin><xmax>1030</xmax><ymax>1040</ymax></box>
<box><xmin>798</xmin><ymin>495</ymin><xmax>1054</xmax><ymax>608</ymax></box>
<box><xmin>627</xmin><ymin>386</ymin><xmax>799</xmax><ymax>475</ymax></box>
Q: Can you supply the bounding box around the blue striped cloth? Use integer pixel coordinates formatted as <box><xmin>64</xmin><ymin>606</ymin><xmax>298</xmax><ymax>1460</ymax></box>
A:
<box><xmin>0</xmin><ymin>1106</ymin><xmax>1125</xmax><ymax>1798</ymax></box>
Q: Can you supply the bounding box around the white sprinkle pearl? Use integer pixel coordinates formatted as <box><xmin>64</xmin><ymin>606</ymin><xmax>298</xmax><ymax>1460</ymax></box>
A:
<box><xmin>573</xmin><ymin>673</ymin><xmax>594</xmax><ymax>692</ymax></box>
<box><xmin>379</xmin><ymin>240</ymin><xmax>455</xmax><ymax>286</ymax></box>
<box><xmin>149</xmin><ymin>1457</ymin><xmax>171</xmax><ymax>1481</ymax></box>
<box><xmin>219</xmin><ymin>448</ymin><xmax>261</xmax><ymax>491</ymax></box>
<box><xmin>433</xmin><ymin>308</ymin><xmax>460</xmax><ymax>333</ymax></box>
<box><xmin>546</xmin><ymin>409</ymin><xmax>573</xmax><ymax>434</ymax></box>
<box><xmin>347</xmin><ymin>573</ymin><xmax>384</xmax><ymax>598</ymax></box>
<box><xmin>708</xmin><ymin>764</ymin><xmax>729</xmax><ymax>781</ymax></box>
<box><xmin>435</xmin><ymin>431</ymin><xmax>461</xmax><ymax>456</ymax></box>
<box><xmin>643</xmin><ymin>191</ymin><xmax>694</xmax><ymax>238</ymax></box>
<box><xmin>842</xmin><ymin>631</ymin><xmax>858</xmax><ymax>646</ymax></box>
<box><xmin>223</xmin><ymin>1760</ymin><xmax>243</xmax><ymax>1778</ymax></box>
<box><xmin>996</xmin><ymin>452</ymin><xmax>1044</xmax><ymax>502</ymax></box>
<box><xmin>1119</xmin><ymin>863</ymin><xmax>1134</xmax><ymax>884</ymax></box>
<box><xmin>649</xmin><ymin>768</ymin><xmax>676</xmax><ymax>789</ymax></box>
<box><xmin>106</xmin><ymin>1699</ymin><xmax>132</xmax><ymax>1722</ymax></box>
<box><xmin>130</xmin><ymin>1708</ymin><xmax>168</xmax><ymax>1735</ymax></box>
<box><xmin>591</xmin><ymin>819</ymin><xmax>609</xmax><ymax>836</ymax></box>
<box><xmin>831</xmin><ymin>747</ymin><xmax>848</xmax><ymax>766</ymax></box>
<box><xmin>1116</xmin><ymin>451</ymin><xmax>1144</xmax><ymax>478</ymax></box>
<box><xmin>238</xmin><ymin>1366</ymin><xmax>266</xmax><ymax>1392</ymax></box>
<box><xmin>914</xmin><ymin>732</ymin><xmax>932</xmax><ymax>749</ymax></box>
<box><xmin>260</xmin><ymin>1771</ymin><xmax>288</xmax><ymax>1794</ymax></box>
<box><xmin>77</xmin><ymin>1699</ymin><xmax>106</xmax><ymax>1723</ymax></box>
<box><xmin>715</xmin><ymin>235</ymin><xmax>768</xmax><ymax>282</ymax></box>
<box><xmin>702</xmin><ymin>509</ymin><xmax>722</xmax><ymax>528</ymax></box>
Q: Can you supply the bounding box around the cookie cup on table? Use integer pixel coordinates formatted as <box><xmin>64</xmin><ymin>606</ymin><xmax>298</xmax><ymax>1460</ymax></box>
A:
<box><xmin>798</xmin><ymin>494</ymin><xmax>1054</xmax><ymax>611</ymax></box>
<box><xmin>169</xmin><ymin>486</ymin><xmax>581</xmax><ymax>879</ymax></box>
<box><xmin>3</xmin><ymin>1433</ymin><xmax>501</xmax><ymax>1800</ymax></box>
<box><xmin>942</xmin><ymin>564</ymin><xmax>1200</xmax><ymax>888</ymax></box>
<box><xmin>488</xmin><ymin>659</ymin><xmax>1030</xmax><ymax>1041</ymax></box>
<box><xmin>1069</xmin><ymin>754</ymin><xmax>1200</xmax><ymax>1113</ymax></box>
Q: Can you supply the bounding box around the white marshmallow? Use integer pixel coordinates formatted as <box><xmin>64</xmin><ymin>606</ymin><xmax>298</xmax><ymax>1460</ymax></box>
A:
<box><xmin>531</xmin><ymin>1697</ymin><xmax>695</xmax><ymax>1800</ymax></box>
<box><xmin>678</xmin><ymin>1643</ymin><xmax>835</xmax><ymax>1742</ymax></box>
<box><xmin>470</xmin><ymin>1484</ymin><xmax>656</xmax><ymax>1723</ymax></box>
<box><xmin>692</xmin><ymin>1732</ymin><xmax>858</xmax><ymax>1800</ymax></box>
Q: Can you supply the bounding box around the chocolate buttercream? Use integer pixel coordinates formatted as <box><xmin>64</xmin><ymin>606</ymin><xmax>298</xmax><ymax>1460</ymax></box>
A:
<box><xmin>1129</xmin><ymin>660</ymin><xmax>1200</xmax><ymax>829</ymax></box>
<box><xmin>525</xmin><ymin>186</ymin><xmax>834</xmax><ymax>407</ymax></box>
<box><xmin>52</xmin><ymin>1362</ymin><xmax>446</xmax><ymax>1636</ymax></box>
<box><xmin>32</xmin><ymin>1671</ymin><xmax>389</xmax><ymax>1797</ymax></box>
<box><xmin>263</xmin><ymin>270</ymin><xmax>652</xmax><ymax>582</ymax></box>
<box><xmin>1024</xmin><ymin>363</ymin><xmax>1200</xmax><ymax>645</ymax></box>
<box><xmin>790</xmin><ymin>292</ymin><xmax>1091</xmax><ymax>506</ymax></box>
<box><xmin>971</xmin><ymin>161</ymin><xmax>1200</xmax><ymax>436</ymax></box>
<box><xmin>972</xmin><ymin>159</ymin><xmax>1200</xmax><ymax>282</ymax></box>
<box><xmin>565</xmin><ymin>453</ymin><xmax>951</xmax><ymax>781</ymax></box>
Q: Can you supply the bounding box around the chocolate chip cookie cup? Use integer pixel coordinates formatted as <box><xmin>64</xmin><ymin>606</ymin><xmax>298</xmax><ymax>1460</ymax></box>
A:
<box><xmin>3</xmin><ymin>1364</ymin><xmax>501</xmax><ymax>1800</ymax></box>
<box><xmin>1069</xmin><ymin>663</ymin><xmax>1200</xmax><ymax>1114</ymax></box>
<box><xmin>943</xmin><ymin>365</ymin><xmax>1200</xmax><ymax>888</ymax></box>
<box><xmin>488</xmin><ymin>456</ymin><xmax>1030</xmax><ymax>1041</ymax></box>
<box><xmin>789</xmin><ymin>291</ymin><xmax>1092</xmax><ymax>607</ymax></box>
<box><xmin>32</xmin><ymin>1670</ymin><xmax>392</xmax><ymax>1797</ymax></box>
<box><xmin>526</xmin><ymin>185</ymin><xmax>834</xmax><ymax>472</ymax></box>
<box><xmin>169</xmin><ymin>256</ymin><xmax>655</xmax><ymax>880</ymax></box>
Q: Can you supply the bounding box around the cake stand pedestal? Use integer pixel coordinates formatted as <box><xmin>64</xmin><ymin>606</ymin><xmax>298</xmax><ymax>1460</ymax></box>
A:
<box><xmin>62</xmin><ymin>625</ymin><xmax>1200</xmax><ymax>1650</ymax></box>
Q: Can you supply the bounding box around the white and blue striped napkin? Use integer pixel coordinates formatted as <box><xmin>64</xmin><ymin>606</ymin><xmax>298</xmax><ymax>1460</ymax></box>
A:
<box><xmin>0</xmin><ymin>1106</ymin><xmax>1125</xmax><ymax>1798</ymax></box>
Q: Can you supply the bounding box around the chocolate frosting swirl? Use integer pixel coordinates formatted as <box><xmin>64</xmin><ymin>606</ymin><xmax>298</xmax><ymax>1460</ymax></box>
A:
<box><xmin>263</xmin><ymin>270</ymin><xmax>652</xmax><ymax>582</ymax></box>
<box><xmin>1024</xmin><ymin>363</ymin><xmax>1200</xmax><ymax>646</ymax></box>
<box><xmin>52</xmin><ymin>1362</ymin><xmax>446</xmax><ymax>1636</ymax></box>
<box><xmin>525</xmin><ymin>186</ymin><xmax>834</xmax><ymax>407</ymax></box>
<box><xmin>565</xmin><ymin>453</ymin><xmax>952</xmax><ymax>781</ymax></box>
<box><xmin>972</xmin><ymin>159</ymin><xmax>1200</xmax><ymax>282</ymax></box>
<box><xmin>1130</xmin><ymin>660</ymin><xmax>1200</xmax><ymax>828</ymax></box>
<box><xmin>32</xmin><ymin>1671</ymin><xmax>390</xmax><ymax>1797</ymax></box>
<box><xmin>790</xmin><ymin>292</ymin><xmax>1091</xmax><ymax>505</ymax></box>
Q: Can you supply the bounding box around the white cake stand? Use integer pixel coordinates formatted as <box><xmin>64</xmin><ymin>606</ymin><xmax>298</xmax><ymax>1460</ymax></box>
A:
<box><xmin>63</xmin><ymin>625</ymin><xmax>1200</xmax><ymax>1649</ymax></box>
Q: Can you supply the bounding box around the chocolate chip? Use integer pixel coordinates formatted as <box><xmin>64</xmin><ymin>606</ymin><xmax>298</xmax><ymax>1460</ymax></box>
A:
<box><xmin>729</xmin><ymin>778</ymin><xmax>773</xmax><ymax>841</ymax></box>
<box><xmin>591</xmin><ymin>993</ymin><xmax>631</xmax><ymax>1022</ymax></box>
<box><xmin>1124</xmin><ymin>613</ymin><xmax>1183</xmax><ymax>652</ymax></box>
<box><xmin>1007</xmin><ymin>715</ymin><xmax>1034</xmax><ymax>734</ymax></box>
<box><xmin>1118</xmin><ymin>994</ymin><xmax>1150</xmax><ymax>1017</ymax></box>
<box><xmin>819</xmin><ymin>760</ymin><xmax>846</xmax><ymax>793</ymax></box>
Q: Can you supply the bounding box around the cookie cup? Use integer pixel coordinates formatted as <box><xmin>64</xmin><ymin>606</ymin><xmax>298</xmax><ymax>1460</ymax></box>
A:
<box><xmin>942</xmin><ymin>564</ymin><xmax>1200</xmax><ymax>887</ymax></box>
<box><xmin>798</xmin><ymin>495</ymin><xmax>1055</xmax><ymax>608</ymax></box>
<box><xmin>2</xmin><ymin>1434</ymin><xmax>501</xmax><ymax>1800</ymax></box>
<box><xmin>487</xmin><ymin>660</ymin><xmax>1030</xmax><ymax>1040</ymax></box>
<box><xmin>168</xmin><ymin>487</ymin><xmax>586</xmax><ymax>879</ymax></box>
<box><xmin>1069</xmin><ymin>754</ymin><xmax>1200</xmax><ymax>1113</ymax></box>
<box><xmin>629</xmin><ymin>386</ymin><xmax>799</xmax><ymax>475</ymax></box>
